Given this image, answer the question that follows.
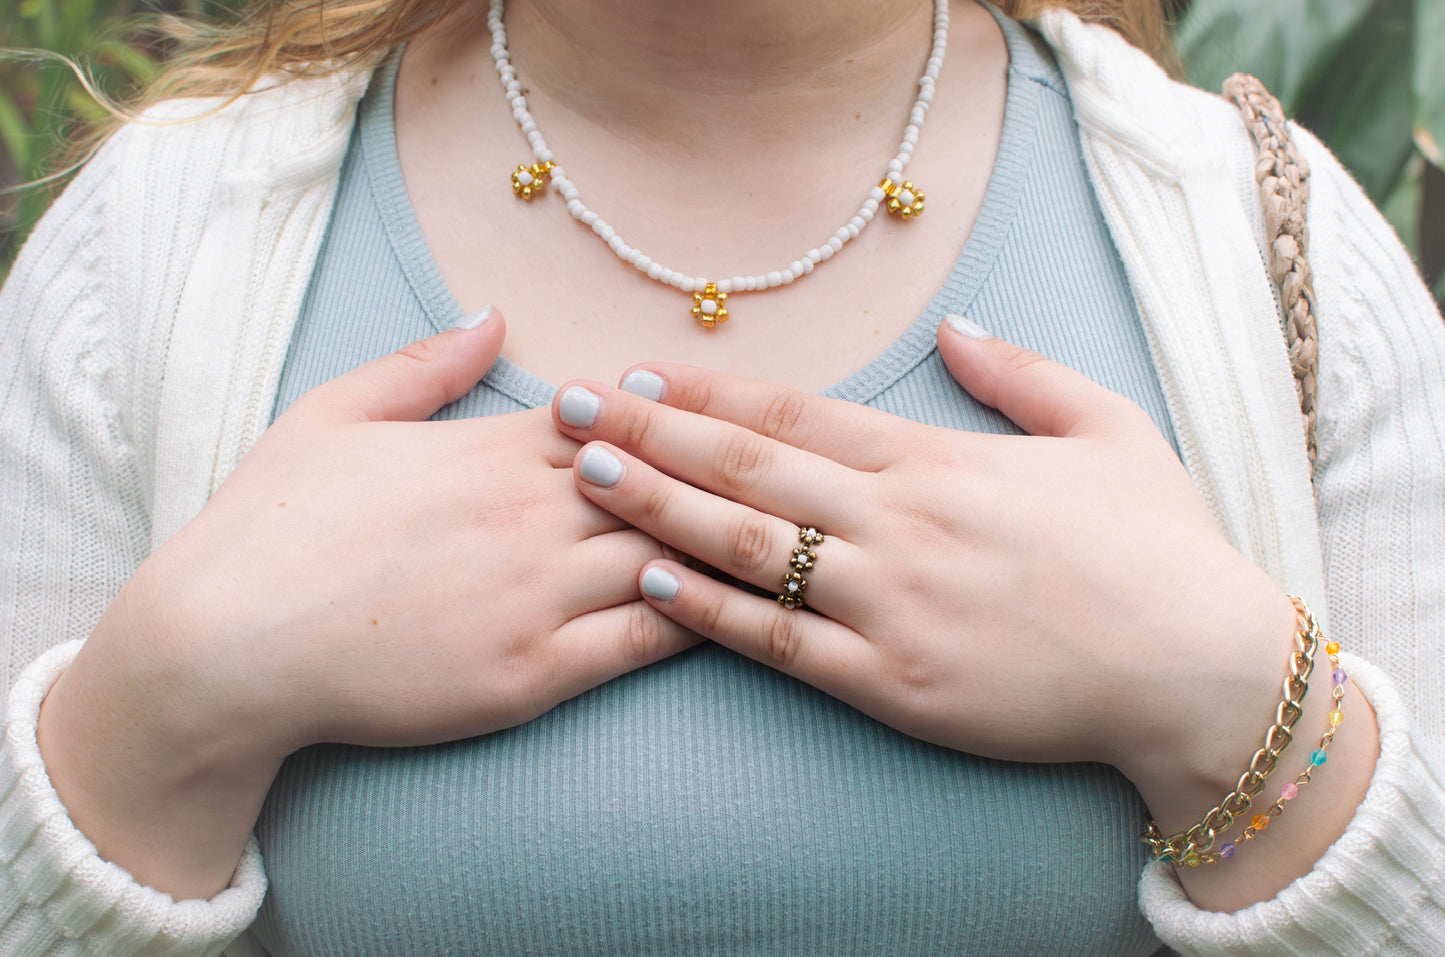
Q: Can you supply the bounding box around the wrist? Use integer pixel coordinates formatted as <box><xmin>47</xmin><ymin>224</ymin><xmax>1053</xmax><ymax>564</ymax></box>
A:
<box><xmin>36</xmin><ymin>577</ymin><xmax>288</xmax><ymax>899</ymax></box>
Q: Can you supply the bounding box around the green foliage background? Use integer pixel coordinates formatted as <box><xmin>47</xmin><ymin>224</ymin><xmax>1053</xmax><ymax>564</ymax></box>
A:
<box><xmin>2</xmin><ymin>0</ymin><xmax>1443</xmax><ymax>309</ymax></box>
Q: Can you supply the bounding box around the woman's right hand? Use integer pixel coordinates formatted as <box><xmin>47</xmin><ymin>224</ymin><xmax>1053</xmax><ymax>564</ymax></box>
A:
<box><xmin>35</xmin><ymin>308</ymin><xmax>696</xmax><ymax>899</ymax></box>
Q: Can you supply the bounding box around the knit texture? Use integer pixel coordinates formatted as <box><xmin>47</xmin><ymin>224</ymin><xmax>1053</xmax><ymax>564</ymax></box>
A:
<box><xmin>251</xmin><ymin>21</ymin><xmax>1165</xmax><ymax>954</ymax></box>
<box><xmin>1</xmin><ymin>11</ymin><xmax>1443</xmax><ymax>956</ymax></box>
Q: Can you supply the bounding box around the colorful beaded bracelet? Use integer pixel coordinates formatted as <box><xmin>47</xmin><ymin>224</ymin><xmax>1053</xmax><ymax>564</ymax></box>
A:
<box><xmin>1142</xmin><ymin>596</ymin><xmax>1321</xmax><ymax>864</ymax></box>
<box><xmin>1183</xmin><ymin>635</ymin><xmax>1347</xmax><ymax>865</ymax></box>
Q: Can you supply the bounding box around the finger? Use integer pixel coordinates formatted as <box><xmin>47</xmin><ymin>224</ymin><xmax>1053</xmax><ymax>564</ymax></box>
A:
<box><xmin>294</xmin><ymin>306</ymin><xmax>507</xmax><ymax>424</ymax></box>
<box><xmin>565</xmin><ymin>529</ymin><xmax>677</xmax><ymax>610</ymax></box>
<box><xmin>574</xmin><ymin>443</ymin><xmax>865</xmax><ymax>618</ymax></box>
<box><xmin>633</xmin><ymin>560</ymin><xmax>869</xmax><ymax>697</ymax></box>
<box><xmin>936</xmin><ymin>315</ymin><xmax>1146</xmax><ymax>438</ymax></box>
<box><xmin>553</xmin><ymin>382</ymin><xmax>866</xmax><ymax>527</ymax></box>
<box><xmin>548</xmin><ymin>600</ymin><xmax>703</xmax><ymax>694</ymax></box>
<box><xmin>614</xmin><ymin>365</ymin><xmax>902</xmax><ymax>471</ymax></box>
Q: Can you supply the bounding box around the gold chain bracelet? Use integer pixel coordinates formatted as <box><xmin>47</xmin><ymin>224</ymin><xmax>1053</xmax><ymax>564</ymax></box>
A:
<box><xmin>1142</xmin><ymin>596</ymin><xmax>1321</xmax><ymax>864</ymax></box>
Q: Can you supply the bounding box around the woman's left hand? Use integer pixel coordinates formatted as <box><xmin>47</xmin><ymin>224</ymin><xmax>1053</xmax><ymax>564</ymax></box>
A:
<box><xmin>548</xmin><ymin>315</ymin><xmax>1301</xmax><ymax>829</ymax></box>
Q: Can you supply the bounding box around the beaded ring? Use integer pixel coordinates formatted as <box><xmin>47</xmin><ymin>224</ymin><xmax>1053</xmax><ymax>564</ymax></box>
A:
<box><xmin>778</xmin><ymin>527</ymin><xmax>824</xmax><ymax>610</ymax></box>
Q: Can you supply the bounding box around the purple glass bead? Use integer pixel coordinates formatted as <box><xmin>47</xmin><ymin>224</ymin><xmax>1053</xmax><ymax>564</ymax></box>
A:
<box><xmin>1220</xmin><ymin>842</ymin><xmax>1236</xmax><ymax>859</ymax></box>
<box><xmin>1333</xmin><ymin>669</ymin><xmax>1348</xmax><ymax>686</ymax></box>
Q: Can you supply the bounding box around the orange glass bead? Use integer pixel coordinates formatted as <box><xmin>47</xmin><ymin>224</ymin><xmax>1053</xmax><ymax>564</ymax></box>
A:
<box><xmin>1252</xmin><ymin>814</ymin><xmax>1271</xmax><ymax>830</ymax></box>
<box><xmin>1325</xmin><ymin>641</ymin><xmax>1340</xmax><ymax>656</ymax></box>
<box><xmin>1329</xmin><ymin>709</ymin><xmax>1344</xmax><ymax>726</ymax></box>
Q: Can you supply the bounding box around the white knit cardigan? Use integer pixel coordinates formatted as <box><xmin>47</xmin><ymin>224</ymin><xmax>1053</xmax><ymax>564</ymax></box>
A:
<box><xmin>1</xmin><ymin>11</ymin><xmax>1443</xmax><ymax>956</ymax></box>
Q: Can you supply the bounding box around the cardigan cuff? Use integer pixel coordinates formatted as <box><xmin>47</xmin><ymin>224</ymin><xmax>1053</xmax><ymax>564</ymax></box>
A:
<box><xmin>0</xmin><ymin>641</ymin><xmax>265</xmax><ymax>956</ymax></box>
<box><xmin>1138</xmin><ymin>652</ymin><xmax>1445</xmax><ymax>955</ymax></box>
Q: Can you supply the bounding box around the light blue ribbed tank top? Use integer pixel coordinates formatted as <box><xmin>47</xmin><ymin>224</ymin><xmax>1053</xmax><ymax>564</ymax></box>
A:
<box><xmin>256</xmin><ymin>13</ymin><xmax>1175</xmax><ymax>956</ymax></box>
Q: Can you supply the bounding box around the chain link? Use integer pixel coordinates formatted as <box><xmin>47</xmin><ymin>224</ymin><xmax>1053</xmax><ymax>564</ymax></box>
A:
<box><xmin>1142</xmin><ymin>597</ymin><xmax>1320</xmax><ymax>863</ymax></box>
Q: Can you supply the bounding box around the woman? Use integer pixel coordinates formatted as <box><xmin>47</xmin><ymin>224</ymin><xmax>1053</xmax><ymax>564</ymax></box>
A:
<box><xmin>1</xmin><ymin>0</ymin><xmax>1442</xmax><ymax>953</ymax></box>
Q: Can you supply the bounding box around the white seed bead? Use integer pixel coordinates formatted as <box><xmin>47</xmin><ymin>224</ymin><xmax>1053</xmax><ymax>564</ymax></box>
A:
<box><xmin>700</xmin><ymin>298</ymin><xmax>719</xmax><ymax>315</ymax></box>
<box><xmin>489</xmin><ymin>0</ymin><xmax>948</xmax><ymax>306</ymax></box>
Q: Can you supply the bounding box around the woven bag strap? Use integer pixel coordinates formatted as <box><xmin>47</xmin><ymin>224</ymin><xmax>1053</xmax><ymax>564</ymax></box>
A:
<box><xmin>1222</xmin><ymin>73</ymin><xmax>1320</xmax><ymax>478</ymax></box>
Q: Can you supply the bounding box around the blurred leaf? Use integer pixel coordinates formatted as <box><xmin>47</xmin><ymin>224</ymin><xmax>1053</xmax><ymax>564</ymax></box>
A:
<box><xmin>1175</xmin><ymin>0</ymin><xmax>1375</xmax><ymax>113</ymax></box>
<box><xmin>1296</xmin><ymin>0</ymin><xmax>1414</xmax><ymax>202</ymax></box>
<box><xmin>0</xmin><ymin>91</ymin><xmax>33</xmax><ymax>171</ymax></box>
<box><xmin>1380</xmin><ymin>154</ymin><xmax>1424</xmax><ymax>256</ymax></box>
<box><xmin>1415</xmin><ymin>0</ymin><xmax>1445</xmax><ymax>168</ymax></box>
<box><xmin>94</xmin><ymin>38</ymin><xmax>159</xmax><ymax>83</ymax></box>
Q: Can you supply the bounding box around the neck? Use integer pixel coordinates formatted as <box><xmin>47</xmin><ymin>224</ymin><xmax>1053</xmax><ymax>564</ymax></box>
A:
<box><xmin>481</xmin><ymin>0</ymin><xmax>940</xmax><ymax>147</ymax></box>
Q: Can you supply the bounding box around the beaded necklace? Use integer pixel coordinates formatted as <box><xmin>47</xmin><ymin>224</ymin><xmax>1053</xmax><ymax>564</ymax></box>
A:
<box><xmin>488</xmin><ymin>0</ymin><xmax>949</xmax><ymax>326</ymax></box>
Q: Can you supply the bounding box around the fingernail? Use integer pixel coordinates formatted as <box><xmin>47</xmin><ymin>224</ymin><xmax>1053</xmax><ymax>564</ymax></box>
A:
<box><xmin>579</xmin><ymin>446</ymin><xmax>624</xmax><ymax>487</ymax></box>
<box><xmin>558</xmin><ymin>386</ymin><xmax>601</xmax><ymax>428</ymax></box>
<box><xmin>620</xmin><ymin>369</ymin><xmax>666</xmax><ymax>401</ymax></box>
<box><xmin>641</xmin><ymin>566</ymin><xmax>680</xmax><ymax>602</ymax></box>
<box><xmin>453</xmin><ymin>305</ymin><xmax>493</xmax><ymax>330</ymax></box>
<box><xmin>945</xmin><ymin>314</ymin><xmax>991</xmax><ymax>340</ymax></box>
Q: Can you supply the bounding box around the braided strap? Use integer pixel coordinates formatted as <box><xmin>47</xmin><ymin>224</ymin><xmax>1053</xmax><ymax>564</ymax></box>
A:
<box><xmin>1223</xmin><ymin>74</ymin><xmax>1320</xmax><ymax>477</ymax></box>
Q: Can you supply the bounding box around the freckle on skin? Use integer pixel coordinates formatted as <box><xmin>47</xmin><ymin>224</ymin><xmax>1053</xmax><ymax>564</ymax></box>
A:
<box><xmin>277</xmin><ymin>502</ymin><xmax>287</xmax><ymax>508</ymax></box>
<box><xmin>371</xmin><ymin>619</ymin><xmax>379</xmax><ymax>626</ymax></box>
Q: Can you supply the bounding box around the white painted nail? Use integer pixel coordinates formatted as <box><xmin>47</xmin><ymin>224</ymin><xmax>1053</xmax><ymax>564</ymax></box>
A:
<box><xmin>945</xmin><ymin>314</ymin><xmax>991</xmax><ymax>340</ymax></box>
<box><xmin>579</xmin><ymin>446</ymin><xmax>624</xmax><ymax>487</ymax></box>
<box><xmin>453</xmin><ymin>304</ymin><xmax>493</xmax><ymax>329</ymax></box>
<box><xmin>558</xmin><ymin>386</ymin><xmax>601</xmax><ymax>428</ymax></box>
<box><xmin>641</xmin><ymin>566</ymin><xmax>680</xmax><ymax>602</ymax></box>
<box><xmin>620</xmin><ymin>369</ymin><xmax>665</xmax><ymax>401</ymax></box>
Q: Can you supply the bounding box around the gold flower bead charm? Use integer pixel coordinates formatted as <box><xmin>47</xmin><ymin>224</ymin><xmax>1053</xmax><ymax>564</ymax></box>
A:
<box><xmin>691</xmin><ymin>283</ymin><xmax>729</xmax><ymax>327</ymax></box>
<box><xmin>798</xmin><ymin>527</ymin><xmax>824</xmax><ymax>547</ymax></box>
<box><xmin>880</xmin><ymin>177</ymin><xmax>925</xmax><ymax>217</ymax></box>
<box><xmin>778</xmin><ymin>571</ymin><xmax>808</xmax><ymax>609</ymax></box>
<box><xmin>511</xmin><ymin>161</ymin><xmax>555</xmax><ymax>199</ymax></box>
<box><xmin>789</xmin><ymin>546</ymin><xmax>816</xmax><ymax>571</ymax></box>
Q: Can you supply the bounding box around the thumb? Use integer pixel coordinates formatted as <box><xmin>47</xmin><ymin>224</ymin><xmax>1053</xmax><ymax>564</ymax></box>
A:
<box><xmin>303</xmin><ymin>306</ymin><xmax>507</xmax><ymax>423</ymax></box>
<box><xmin>936</xmin><ymin>314</ymin><xmax>1136</xmax><ymax>437</ymax></box>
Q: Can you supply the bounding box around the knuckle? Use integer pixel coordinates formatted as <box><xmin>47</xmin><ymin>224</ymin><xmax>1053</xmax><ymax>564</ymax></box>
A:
<box><xmin>638</xmin><ymin>480</ymin><xmax>674</xmax><ymax>524</ymax></box>
<box><xmin>696</xmin><ymin>588</ymin><xmax>729</xmax><ymax>636</ymax></box>
<box><xmin>1001</xmin><ymin>348</ymin><xmax>1049</xmax><ymax>378</ymax></box>
<box><xmin>623</xmin><ymin>603</ymin><xmax>664</xmax><ymax>664</ymax></box>
<box><xmin>723</xmin><ymin>514</ymin><xmax>774</xmax><ymax>575</ymax></box>
<box><xmin>764</xmin><ymin>611</ymin><xmax>805</xmax><ymax>669</ymax></box>
<box><xmin>394</xmin><ymin>338</ymin><xmax>439</xmax><ymax>366</ymax></box>
<box><xmin>758</xmin><ymin>391</ymin><xmax>810</xmax><ymax>442</ymax></box>
<box><xmin>717</xmin><ymin>432</ymin><xmax>771</xmax><ymax>496</ymax></box>
<box><xmin>619</xmin><ymin>403</ymin><xmax>660</xmax><ymax>451</ymax></box>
